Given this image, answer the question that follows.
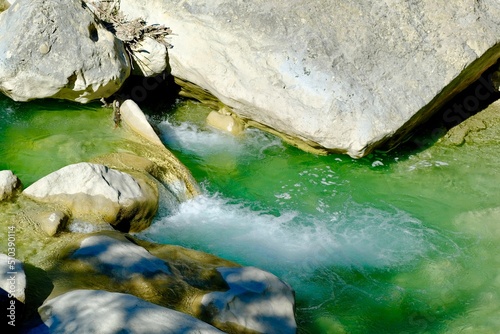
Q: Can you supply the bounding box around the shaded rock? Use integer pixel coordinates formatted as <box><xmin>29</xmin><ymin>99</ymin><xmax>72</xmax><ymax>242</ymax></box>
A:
<box><xmin>30</xmin><ymin>289</ymin><xmax>224</xmax><ymax>334</ymax></box>
<box><xmin>207</xmin><ymin>109</ymin><xmax>245</xmax><ymax>135</ymax></box>
<box><xmin>442</xmin><ymin>99</ymin><xmax>500</xmax><ymax>146</ymax></box>
<box><xmin>0</xmin><ymin>254</ymin><xmax>26</xmax><ymax>304</ymax></box>
<box><xmin>0</xmin><ymin>170</ymin><xmax>22</xmax><ymax>201</ymax></box>
<box><xmin>23</xmin><ymin>162</ymin><xmax>158</xmax><ymax>232</ymax></box>
<box><xmin>36</xmin><ymin>211</ymin><xmax>69</xmax><ymax>237</ymax></box>
<box><xmin>201</xmin><ymin>266</ymin><xmax>297</xmax><ymax>334</ymax></box>
<box><xmin>119</xmin><ymin>99</ymin><xmax>164</xmax><ymax>146</ymax></box>
<box><xmin>72</xmin><ymin>234</ymin><xmax>172</xmax><ymax>280</ymax></box>
<box><xmin>0</xmin><ymin>0</ymin><xmax>130</xmax><ymax>103</ymax></box>
<box><xmin>118</xmin><ymin>0</ymin><xmax>500</xmax><ymax>157</ymax></box>
<box><xmin>1</xmin><ymin>254</ymin><xmax>27</xmax><ymax>325</ymax></box>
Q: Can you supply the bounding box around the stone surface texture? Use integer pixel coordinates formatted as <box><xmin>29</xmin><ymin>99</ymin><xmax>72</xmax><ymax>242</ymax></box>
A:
<box><xmin>23</xmin><ymin>162</ymin><xmax>158</xmax><ymax>232</ymax></box>
<box><xmin>202</xmin><ymin>266</ymin><xmax>297</xmax><ymax>334</ymax></box>
<box><xmin>0</xmin><ymin>254</ymin><xmax>26</xmax><ymax>303</ymax></box>
<box><xmin>118</xmin><ymin>0</ymin><xmax>500</xmax><ymax>157</ymax></box>
<box><xmin>0</xmin><ymin>0</ymin><xmax>130</xmax><ymax>103</ymax></box>
<box><xmin>32</xmin><ymin>289</ymin><xmax>224</xmax><ymax>334</ymax></box>
<box><xmin>0</xmin><ymin>170</ymin><xmax>21</xmax><ymax>201</ymax></box>
<box><xmin>72</xmin><ymin>234</ymin><xmax>172</xmax><ymax>280</ymax></box>
<box><xmin>120</xmin><ymin>99</ymin><xmax>164</xmax><ymax>146</ymax></box>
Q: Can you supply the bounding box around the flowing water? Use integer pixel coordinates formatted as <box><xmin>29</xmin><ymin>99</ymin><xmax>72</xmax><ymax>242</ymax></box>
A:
<box><xmin>1</xmin><ymin>96</ymin><xmax>500</xmax><ymax>333</ymax></box>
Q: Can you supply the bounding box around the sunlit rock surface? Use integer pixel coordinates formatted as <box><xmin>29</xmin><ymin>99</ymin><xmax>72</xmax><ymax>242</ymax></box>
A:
<box><xmin>0</xmin><ymin>0</ymin><xmax>130</xmax><ymax>103</ymax></box>
<box><xmin>118</xmin><ymin>0</ymin><xmax>500</xmax><ymax>157</ymax></box>
<box><xmin>23</xmin><ymin>162</ymin><xmax>158</xmax><ymax>232</ymax></box>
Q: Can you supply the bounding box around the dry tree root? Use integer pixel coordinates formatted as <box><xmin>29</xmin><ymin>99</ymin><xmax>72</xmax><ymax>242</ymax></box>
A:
<box><xmin>84</xmin><ymin>0</ymin><xmax>173</xmax><ymax>66</ymax></box>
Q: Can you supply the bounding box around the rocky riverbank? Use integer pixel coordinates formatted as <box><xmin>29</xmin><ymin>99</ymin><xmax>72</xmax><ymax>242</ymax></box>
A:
<box><xmin>0</xmin><ymin>100</ymin><xmax>297</xmax><ymax>333</ymax></box>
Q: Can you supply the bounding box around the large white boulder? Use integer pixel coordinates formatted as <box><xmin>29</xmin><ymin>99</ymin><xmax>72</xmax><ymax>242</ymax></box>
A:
<box><xmin>202</xmin><ymin>266</ymin><xmax>297</xmax><ymax>334</ymax></box>
<box><xmin>31</xmin><ymin>289</ymin><xmax>224</xmax><ymax>334</ymax></box>
<box><xmin>0</xmin><ymin>0</ymin><xmax>130</xmax><ymax>103</ymax></box>
<box><xmin>23</xmin><ymin>163</ymin><xmax>158</xmax><ymax>232</ymax></box>
<box><xmin>118</xmin><ymin>0</ymin><xmax>500</xmax><ymax>157</ymax></box>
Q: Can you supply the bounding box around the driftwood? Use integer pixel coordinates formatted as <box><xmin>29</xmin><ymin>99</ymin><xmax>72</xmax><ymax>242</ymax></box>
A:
<box><xmin>85</xmin><ymin>0</ymin><xmax>172</xmax><ymax>50</ymax></box>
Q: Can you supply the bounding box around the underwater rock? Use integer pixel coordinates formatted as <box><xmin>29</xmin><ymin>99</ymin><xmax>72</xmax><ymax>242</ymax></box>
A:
<box><xmin>23</xmin><ymin>162</ymin><xmax>158</xmax><ymax>232</ymax></box>
<box><xmin>201</xmin><ymin>266</ymin><xmax>297</xmax><ymax>334</ymax></box>
<box><xmin>0</xmin><ymin>170</ymin><xmax>22</xmax><ymax>201</ymax></box>
<box><xmin>206</xmin><ymin>109</ymin><xmax>245</xmax><ymax>136</ymax></box>
<box><xmin>0</xmin><ymin>0</ymin><xmax>130</xmax><ymax>103</ymax></box>
<box><xmin>118</xmin><ymin>0</ymin><xmax>500</xmax><ymax>157</ymax></box>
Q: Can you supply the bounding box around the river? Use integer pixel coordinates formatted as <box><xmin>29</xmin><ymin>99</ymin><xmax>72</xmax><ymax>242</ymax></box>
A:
<box><xmin>1</xmin><ymin>96</ymin><xmax>499</xmax><ymax>333</ymax></box>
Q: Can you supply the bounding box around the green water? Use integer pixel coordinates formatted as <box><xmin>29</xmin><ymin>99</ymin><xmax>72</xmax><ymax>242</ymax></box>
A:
<box><xmin>0</xmin><ymin>96</ymin><xmax>126</xmax><ymax>185</ymax></box>
<box><xmin>1</xmin><ymin>96</ymin><xmax>500</xmax><ymax>333</ymax></box>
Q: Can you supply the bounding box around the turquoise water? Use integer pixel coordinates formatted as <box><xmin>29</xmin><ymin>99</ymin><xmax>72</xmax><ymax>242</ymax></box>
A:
<box><xmin>1</xmin><ymin>96</ymin><xmax>500</xmax><ymax>333</ymax></box>
<box><xmin>0</xmin><ymin>96</ymin><xmax>126</xmax><ymax>185</ymax></box>
<box><xmin>140</xmin><ymin>100</ymin><xmax>500</xmax><ymax>333</ymax></box>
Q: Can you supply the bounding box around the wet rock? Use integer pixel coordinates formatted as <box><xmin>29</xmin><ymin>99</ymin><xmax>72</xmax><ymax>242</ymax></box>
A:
<box><xmin>207</xmin><ymin>109</ymin><xmax>245</xmax><ymax>135</ymax></box>
<box><xmin>0</xmin><ymin>0</ymin><xmax>130</xmax><ymax>103</ymax></box>
<box><xmin>201</xmin><ymin>266</ymin><xmax>297</xmax><ymax>334</ymax></box>
<box><xmin>119</xmin><ymin>99</ymin><xmax>164</xmax><ymax>146</ymax></box>
<box><xmin>130</xmin><ymin>37</ymin><xmax>170</xmax><ymax>77</ymax></box>
<box><xmin>31</xmin><ymin>289</ymin><xmax>224</xmax><ymax>334</ymax></box>
<box><xmin>37</xmin><ymin>211</ymin><xmax>69</xmax><ymax>237</ymax></box>
<box><xmin>0</xmin><ymin>170</ymin><xmax>22</xmax><ymax>201</ymax></box>
<box><xmin>118</xmin><ymin>0</ymin><xmax>500</xmax><ymax>157</ymax></box>
<box><xmin>23</xmin><ymin>162</ymin><xmax>158</xmax><ymax>232</ymax></box>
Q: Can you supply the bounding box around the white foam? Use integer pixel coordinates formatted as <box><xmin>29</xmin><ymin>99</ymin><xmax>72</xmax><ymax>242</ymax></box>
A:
<box><xmin>158</xmin><ymin>119</ymin><xmax>283</xmax><ymax>159</ymax></box>
<box><xmin>139</xmin><ymin>193</ymin><xmax>455</xmax><ymax>278</ymax></box>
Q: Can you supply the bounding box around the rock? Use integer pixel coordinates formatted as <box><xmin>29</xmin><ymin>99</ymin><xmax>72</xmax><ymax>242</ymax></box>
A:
<box><xmin>72</xmin><ymin>234</ymin><xmax>172</xmax><ymax>280</ymax></box>
<box><xmin>118</xmin><ymin>0</ymin><xmax>500</xmax><ymax>157</ymax></box>
<box><xmin>31</xmin><ymin>289</ymin><xmax>224</xmax><ymax>334</ymax></box>
<box><xmin>0</xmin><ymin>0</ymin><xmax>130</xmax><ymax>103</ymax></box>
<box><xmin>1</xmin><ymin>254</ymin><xmax>27</xmax><ymax>325</ymax></box>
<box><xmin>201</xmin><ymin>266</ymin><xmax>297</xmax><ymax>334</ymax></box>
<box><xmin>0</xmin><ymin>254</ymin><xmax>26</xmax><ymax>304</ymax></box>
<box><xmin>442</xmin><ymin>99</ymin><xmax>500</xmax><ymax>146</ymax></box>
<box><xmin>207</xmin><ymin>109</ymin><xmax>245</xmax><ymax>135</ymax></box>
<box><xmin>0</xmin><ymin>170</ymin><xmax>22</xmax><ymax>201</ymax></box>
<box><xmin>119</xmin><ymin>99</ymin><xmax>164</xmax><ymax>146</ymax></box>
<box><xmin>130</xmin><ymin>37</ymin><xmax>170</xmax><ymax>77</ymax></box>
<box><xmin>37</xmin><ymin>211</ymin><xmax>69</xmax><ymax>237</ymax></box>
<box><xmin>0</xmin><ymin>0</ymin><xmax>11</xmax><ymax>13</ymax></box>
<box><xmin>23</xmin><ymin>162</ymin><xmax>158</xmax><ymax>232</ymax></box>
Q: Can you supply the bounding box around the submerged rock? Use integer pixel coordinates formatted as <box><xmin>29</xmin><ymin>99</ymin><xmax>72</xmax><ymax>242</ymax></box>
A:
<box><xmin>0</xmin><ymin>170</ymin><xmax>22</xmax><ymax>201</ymax></box>
<box><xmin>118</xmin><ymin>0</ymin><xmax>500</xmax><ymax>157</ymax></box>
<box><xmin>23</xmin><ymin>162</ymin><xmax>158</xmax><ymax>232</ymax></box>
<box><xmin>31</xmin><ymin>289</ymin><xmax>224</xmax><ymax>334</ymax></box>
<box><xmin>201</xmin><ymin>266</ymin><xmax>297</xmax><ymax>334</ymax></box>
<box><xmin>0</xmin><ymin>0</ymin><xmax>130</xmax><ymax>103</ymax></box>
